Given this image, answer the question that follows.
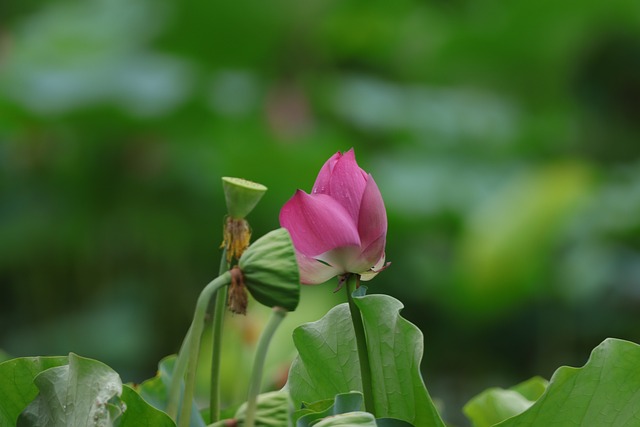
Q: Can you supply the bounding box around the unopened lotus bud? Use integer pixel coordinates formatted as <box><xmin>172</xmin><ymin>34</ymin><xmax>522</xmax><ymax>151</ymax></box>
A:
<box><xmin>279</xmin><ymin>149</ymin><xmax>388</xmax><ymax>285</ymax></box>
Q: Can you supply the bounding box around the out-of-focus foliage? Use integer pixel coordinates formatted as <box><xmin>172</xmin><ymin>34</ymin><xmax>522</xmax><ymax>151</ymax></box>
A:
<box><xmin>2</xmin><ymin>0</ymin><xmax>640</xmax><ymax>425</ymax></box>
<box><xmin>463</xmin><ymin>377</ymin><xmax>548</xmax><ymax>427</ymax></box>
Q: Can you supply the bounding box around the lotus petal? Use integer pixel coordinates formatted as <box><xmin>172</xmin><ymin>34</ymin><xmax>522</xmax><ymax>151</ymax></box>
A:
<box><xmin>328</xmin><ymin>149</ymin><xmax>368</xmax><ymax>222</ymax></box>
<box><xmin>296</xmin><ymin>252</ymin><xmax>342</xmax><ymax>285</ymax></box>
<box><xmin>357</xmin><ymin>174</ymin><xmax>387</xmax><ymax>249</ymax></box>
<box><xmin>279</xmin><ymin>190</ymin><xmax>360</xmax><ymax>257</ymax></box>
<box><xmin>312</xmin><ymin>151</ymin><xmax>341</xmax><ymax>195</ymax></box>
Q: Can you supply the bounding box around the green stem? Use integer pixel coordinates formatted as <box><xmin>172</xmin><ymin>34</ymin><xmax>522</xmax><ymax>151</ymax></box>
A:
<box><xmin>168</xmin><ymin>272</ymin><xmax>231</xmax><ymax>427</ymax></box>
<box><xmin>345</xmin><ymin>274</ymin><xmax>375</xmax><ymax>415</ymax></box>
<box><xmin>209</xmin><ymin>251</ymin><xmax>229</xmax><ymax>423</ymax></box>
<box><xmin>244</xmin><ymin>307</ymin><xmax>287</xmax><ymax>427</ymax></box>
<box><xmin>166</xmin><ymin>326</ymin><xmax>192</xmax><ymax>420</ymax></box>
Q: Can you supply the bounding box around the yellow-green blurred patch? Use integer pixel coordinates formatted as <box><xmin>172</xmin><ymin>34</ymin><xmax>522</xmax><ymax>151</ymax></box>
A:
<box><xmin>455</xmin><ymin>162</ymin><xmax>593</xmax><ymax>315</ymax></box>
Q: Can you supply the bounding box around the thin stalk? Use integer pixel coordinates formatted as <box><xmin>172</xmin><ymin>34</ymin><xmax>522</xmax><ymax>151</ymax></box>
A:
<box><xmin>244</xmin><ymin>307</ymin><xmax>288</xmax><ymax>427</ymax></box>
<box><xmin>345</xmin><ymin>274</ymin><xmax>375</xmax><ymax>415</ymax></box>
<box><xmin>167</xmin><ymin>253</ymin><xmax>227</xmax><ymax>421</ymax></box>
<box><xmin>166</xmin><ymin>326</ymin><xmax>192</xmax><ymax>420</ymax></box>
<box><xmin>168</xmin><ymin>273</ymin><xmax>231</xmax><ymax>427</ymax></box>
<box><xmin>209</xmin><ymin>250</ymin><xmax>229</xmax><ymax>422</ymax></box>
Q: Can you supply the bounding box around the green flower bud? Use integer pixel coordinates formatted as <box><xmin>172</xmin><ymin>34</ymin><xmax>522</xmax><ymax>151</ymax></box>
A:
<box><xmin>239</xmin><ymin>228</ymin><xmax>300</xmax><ymax>312</ymax></box>
<box><xmin>222</xmin><ymin>177</ymin><xmax>267</xmax><ymax>219</ymax></box>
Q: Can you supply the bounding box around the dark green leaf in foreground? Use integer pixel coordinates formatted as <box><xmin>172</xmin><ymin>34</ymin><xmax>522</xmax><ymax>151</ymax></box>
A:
<box><xmin>136</xmin><ymin>355</ymin><xmax>176</xmax><ymax>412</ymax></box>
<box><xmin>136</xmin><ymin>355</ymin><xmax>204</xmax><ymax>427</ymax></box>
<box><xmin>0</xmin><ymin>356</ymin><xmax>68</xmax><ymax>426</ymax></box>
<box><xmin>5</xmin><ymin>353</ymin><xmax>175</xmax><ymax>427</ymax></box>
<box><xmin>18</xmin><ymin>353</ymin><xmax>123</xmax><ymax>427</ymax></box>
<box><xmin>498</xmin><ymin>338</ymin><xmax>640</xmax><ymax>426</ymax></box>
<box><xmin>463</xmin><ymin>377</ymin><xmax>548</xmax><ymax>427</ymax></box>
<box><xmin>117</xmin><ymin>385</ymin><xmax>175</xmax><ymax>427</ymax></box>
<box><xmin>289</xmin><ymin>293</ymin><xmax>444</xmax><ymax>426</ymax></box>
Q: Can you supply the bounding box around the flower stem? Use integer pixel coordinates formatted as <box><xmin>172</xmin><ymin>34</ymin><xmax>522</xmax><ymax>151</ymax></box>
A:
<box><xmin>244</xmin><ymin>307</ymin><xmax>287</xmax><ymax>427</ymax></box>
<box><xmin>168</xmin><ymin>272</ymin><xmax>231</xmax><ymax>427</ymax></box>
<box><xmin>166</xmin><ymin>326</ymin><xmax>192</xmax><ymax>420</ymax></box>
<box><xmin>345</xmin><ymin>274</ymin><xmax>375</xmax><ymax>416</ymax></box>
<box><xmin>209</xmin><ymin>251</ymin><xmax>229</xmax><ymax>423</ymax></box>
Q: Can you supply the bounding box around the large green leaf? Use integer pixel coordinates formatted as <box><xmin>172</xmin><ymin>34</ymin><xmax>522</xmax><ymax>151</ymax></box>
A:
<box><xmin>136</xmin><ymin>356</ymin><xmax>176</xmax><ymax>415</ymax></box>
<box><xmin>295</xmin><ymin>392</ymin><xmax>365</xmax><ymax>426</ymax></box>
<box><xmin>136</xmin><ymin>355</ymin><xmax>204</xmax><ymax>427</ymax></box>
<box><xmin>0</xmin><ymin>356</ymin><xmax>68</xmax><ymax>426</ymax></box>
<box><xmin>294</xmin><ymin>391</ymin><xmax>415</xmax><ymax>427</ymax></box>
<box><xmin>353</xmin><ymin>294</ymin><xmax>445</xmax><ymax>426</ymax></box>
<box><xmin>463</xmin><ymin>377</ymin><xmax>548</xmax><ymax>427</ymax></box>
<box><xmin>289</xmin><ymin>293</ymin><xmax>445</xmax><ymax>426</ymax></box>
<box><xmin>117</xmin><ymin>385</ymin><xmax>175</xmax><ymax>427</ymax></box>
<box><xmin>289</xmin><ymin>303</ymin><xmax>362</xmax><ymax>408</ymax></box>
<box><xmin>497</xmin><ymin>338</ymin><xmax>640</xmax><ymax>426</ymax></box>
<box><xmin>18</xmin><ymin>353</ymin><xmax>124</xmax><ymax>427</ymax></box>
<box><xmin>1</xmin><ymin>353</ymin><xmax>175</xmax><ymax>427</ymax></box>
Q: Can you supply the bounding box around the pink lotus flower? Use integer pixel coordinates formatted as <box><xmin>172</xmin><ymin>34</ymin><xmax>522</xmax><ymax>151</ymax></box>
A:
<box><xmin>279</xmin><ymin>149</ymin><xmax>387</xmax><ymax>285</ymax></box>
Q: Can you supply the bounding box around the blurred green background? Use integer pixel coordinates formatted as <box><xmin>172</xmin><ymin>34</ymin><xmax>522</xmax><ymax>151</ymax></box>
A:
<box><xmin>2</xmin><ymin>0</ymin><xmax>640</xmax><ymax>424</ymax></box>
